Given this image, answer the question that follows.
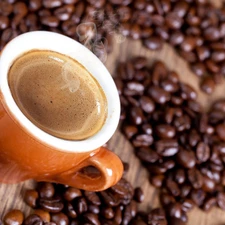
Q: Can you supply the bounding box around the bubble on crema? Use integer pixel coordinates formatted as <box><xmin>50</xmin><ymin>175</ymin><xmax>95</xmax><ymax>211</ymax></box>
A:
<box><xmin>61</xmin><ymin>61</ymin><xmax>80</xmax><ymax>93</ymax></box>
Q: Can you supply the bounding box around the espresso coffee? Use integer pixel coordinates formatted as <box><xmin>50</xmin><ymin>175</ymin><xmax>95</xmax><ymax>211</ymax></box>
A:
<box><xmin>8</xmin><ymin>50</ymin><xmax>107</xmax><ymax>140</ymax></box>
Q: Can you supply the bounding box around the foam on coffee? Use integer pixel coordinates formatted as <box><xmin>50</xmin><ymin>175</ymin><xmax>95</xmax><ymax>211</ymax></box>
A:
<box><xmin>8</xmin><ymin>50</ymin><xmax>107</xmax><ymax>140</ymax></box>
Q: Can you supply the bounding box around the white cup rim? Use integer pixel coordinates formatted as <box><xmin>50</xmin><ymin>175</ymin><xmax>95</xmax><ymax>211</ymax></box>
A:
<box><xmin>0</xmin><ymin>31</ymin><xmax>120</xmax><ymax>153</ymax></box>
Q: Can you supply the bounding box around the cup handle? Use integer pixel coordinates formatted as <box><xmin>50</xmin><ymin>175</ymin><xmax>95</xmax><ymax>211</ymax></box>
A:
<box><xmin>51</xmin><ymin>147</ymin><xmax>123</xmax><ymax>191</ymax></box>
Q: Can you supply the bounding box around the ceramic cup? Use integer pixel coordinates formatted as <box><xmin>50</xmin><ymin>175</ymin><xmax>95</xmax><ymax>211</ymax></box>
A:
<box><xmin>0</xmin><ymin>31</ymin><xmax>123</xmax><ymax>191</ymax></box>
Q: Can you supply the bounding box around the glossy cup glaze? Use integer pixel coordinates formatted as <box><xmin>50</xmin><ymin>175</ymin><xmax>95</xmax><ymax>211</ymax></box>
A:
<box><xmin>0</xmin><ymin>31</ymin><xmax>123</xmax><ymax>191</ymax></box>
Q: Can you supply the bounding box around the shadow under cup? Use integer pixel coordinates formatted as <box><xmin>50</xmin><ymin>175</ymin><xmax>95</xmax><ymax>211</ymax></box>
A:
<box><xmin>0</xmin><ymin>31</ymin><xmax>122</xmax><ymax>191</ymax></box>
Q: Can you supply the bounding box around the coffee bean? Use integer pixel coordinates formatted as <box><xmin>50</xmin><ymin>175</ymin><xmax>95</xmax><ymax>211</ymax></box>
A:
<box><xmin>166</xmin><ymin>202</ymin><xmax>182</xmax><ymax>219</ymax></box>
<box><xmin>216</xmin><ymin>124</ymin><xmax>225</xmax><ymax>141</ymax></box>
<box><xmin>200</xmin><ymin>77</ymin><xmax>215</xmax><ymax>94</ymax></box>
<box><xmin>188</xmin><ymin>168</ymin><xmax>203</xmax><ymax>189</ymax></box>
<box><xmin>139</xmin><ymin>96</ymin><xmax>155</xmax><ymax>113</ymax></box>
<box><xmin>155</xmin><ymin>124</ymin><xmax>176</xmax><ymax>139</ymax></box>
<box><xmin>180</xmin><ymin>83</ymin><xmax>197</xmax><ymax>100</ymax></box>
<box><xmin>3</xmin><ymin>210</ymin><xmax>24</xmax><ymax>225</ymax></box>
<box><xmin>196</xmin><ymin>46</ymin><xmax>210</xmax><ymax>61</ymax></box>
<box><xmin>63</xmin><ymin>187</ymin><xmax>82</xmax><ymax>201</ymax></box>
<box><xmin>136</xmin><ymin>147</ymin><xmax>159</xmax><ymax>163</ymax></box>
<box><xmin>84</xmin><ymin>191</ymin><xmax>101</xmax><ymax>206</ymax></box>
<box><xmin>166</xmin><ymin>179</ymin><xmax>180</xmax><ymax>197</ymax></box>
<box><xmin>181</xmin><ymin>199</ymin><xmax>194</xmax><ymax>212</ymax></box>
<box><xmin>191</xmin><ymin>62</ymin><xmax>206</xmax><ymax>77</ymax></box>
<box><xmin>39</xmin><ymin>197</ymin><xmax>64</xmax><ymax>213</ymax></box>
<box><xmin>155</xmin><ymin>139</ymin><xmax>178</xmax><ymax>156</ymax></box>
<box><xmin>191</xmin><ymin>189</ymin><xmax>206</xmax><ymax>206</ymax></box>
<box><xmin>204</xmin><ymin>26</ymin><xmax>221</xmax><ymax>41</ymax></box>
<box><xmin>24</xmin><ymin>214</ymin><xmax>42</xmax><ymax>225</ymax></box>
<box><xmin>168</xmin><ymin>217</ymin><xmax>186</xmax><ymax>225</ymax></box>
<box><xmin>176</xmin><ymin>148</ymin><xmax>196</xmax><ymax>168</ymax></box>
<box><xmin>33</xmin><ymin>209</ymin><xmax>50</xmax><ymax>222</ymax></box>
<box><xmin>38</xmin><ymin>182</ymin><xmax>55</xmax><ymax>199</ymax></box>
<box><xmin>148</xmin><ymin>86</ymin><xmax>170</xmax><ymax>104</ymax></box>
<box><xmin>180</xmin><ymin>36</ymin><xmax>196</xmax><ymax>52</ymax></box>
<box><xmin>165</xmin><ymin>12</ymin><xmax>183</xmax><ymax>29</ymax></box>
<box><xmin>160</xmin><ymin>193</ymin><xmax>176</xmax><ymax>206</ymax></box>
<box><xmin>160</xmin><ymin>79</ymin><xmax>179</xmax><ymax>93</ymax></box>
<box><xmin>130</xmin><ymin>107</ymin><xmax>144</xmax><ymax>125</ymax></box>
<box><xmin>24</xmin><ymin>189</ymin><xmax>39</xmax><ymax>208</ymax></box>
<box><xmin>88</xmin><ymin>205</ymin><xmax>100</xmax><ymax>215</ymax></box>
<box><xmin>143</xmin><ymin>37</ymin><xmax>163</xmax><ymax>50</ymax></box>
<box><xmin>203</xmin><ymin>197</ymin><xmax>217</xmax><ymax>212</ymax></box>
<box><xmin>51</xmin><ymin>213</ymin><xmax>69</xmax><ymax>225</ymax></box>
<box><xmin>169</xmin><ymin>31</ymin><xmax>184</xmax><ymax>46</ymax></box>
<box><xmin>196</xmin><ymin>142</ymin><xmax>210</xmax><ymax>163</ymax></box>
<box><xmin>217</xmin><ymin>192</ymin><xmax>225</xmax><ymax>210</ymax></box>
<box><xmin>99</xmin><ymin>191</ymin><xmax>120</xmax><ymax>207</ymax></box>
<box><xmin>134</xmin><ymin>187</ymin><xmax>144</xmax><ymax>203</ymax></box>
<box><xmin>174</xmin><ymin>169</ymin><xmax>185</xmax><ymax>184</ymax></box>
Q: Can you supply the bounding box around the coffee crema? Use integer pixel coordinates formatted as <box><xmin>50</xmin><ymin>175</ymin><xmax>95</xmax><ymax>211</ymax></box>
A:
<box><xmin>8</xmin><ymin>50</ymin><xmax>107</xmax><ymax>140</ymax></box>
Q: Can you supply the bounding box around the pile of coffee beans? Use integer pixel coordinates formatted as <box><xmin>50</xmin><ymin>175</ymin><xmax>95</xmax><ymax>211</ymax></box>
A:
<box><xmin>115</xmin><ymin>56</ymin><xmax>225</xmax><ymax>223</ymax></box>
<box><xmin>1</xmin><ymin>0</ymin><xmax>225</xmax><ymax>93</ymax></box>
<box><xmin>3</xmin><ymin>172</ymin><xmax>185</xmax><ymax>225</ymax></box>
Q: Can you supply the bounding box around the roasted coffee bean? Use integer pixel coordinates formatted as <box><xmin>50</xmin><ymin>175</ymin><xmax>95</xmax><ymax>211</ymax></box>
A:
<box><xmin>24</xmin><ymin>214</ymin><xmax>42</xmax><ymax>225</ymax></box>
<box><xmin>100</xmin><ymin>191</ymin><xmax>120</xmax><ymax>207</ymax></box>
<box><xmin>101</xmin><ymin>207</ymin><xmax>114</xmax><ymax>219</ymax></box>
<box><xmin>166</xmin><ymin>202</ymin><xmax>182</xmax><ymax>218</ymax></box>
<box><xmin>204</xmin><ymin>26</ymin><xmax>221</xmax><ymax>41</ymax></box>
<box><xmin>216</xmin><ymin>124</ymin><xmax>225</xmax><ymax>141</ymax></box>
<box><xmin>168</xmin><ymin>217</ymin><xmax>186</xmax><ymax>225</ymax></box>
<box><xmin>200</xmin><ymin>77</ymin><xmax>215</xmax><ymax>94</ymax></box>
<box><xmin>176</xmin><ymin>148</ymin><xmax>196</xmax><ymax>168</ymax></box>
<box><xmin>180</xmin><ymin>36</ymin><xmax>196</xmax><ymax>52</ymax></box>
<box><xmin>160</xmin><ymin>193</ymin><xmax>176</xmax><ymax>206</ymax></box>
<box><xmin>63</xmin><ymin>187</ymin><xmax>82</xmax><ymax>201</ymax></box>
<box><xmin>155</xmin><ymin>139</ymin><xmax>178</xmax><ymax>156</ymax></box>
<box><xmin>38</xmin><ymin>182</ymin><xmax>55</xmax><ymax>199</ymax></box>
<box><xmin>134</xmin><ymin>187</ymin><xmax>144</xmax><ymax>203</ymax></box>
<box><xmin>180</xmin><ymin>184</ymin><xmax>192</xmax><ymax>198</ymax></box>
<box><xmin>203</xmin><ymin>197</ymin><xmax>217</xmax><ymax>212</ymax></box>
<box><xmin>24</xmin><ymin>189</ymin><xmax>39</xmax><ymax>208</ymax></box>
<box><xmin>33</xmin><ymin>209</ymin><xmax>50</xmax><ymax>222</ymax></box>
<box><xmin>88</xmin><ymin>204</ymin><xmax>100</xmax><ymax>215</ymax></box>
<box><xmin>74</xmin><ymin>197</ymin><xmax>88</xmax><ymax>214</ymax></box>
<box><xmin>155</xmin><ymin>124</ymin><xmax>176</xmax><ymax>139</ymax></box>
<box><xmin>84</xmin><ymin>191</ymin><xmax>101</xmax><ymax>206</ymax></box>
<box><xmin>181</xmin><ymin>199</ymin><xmax>194</xmax><ymax>212</ymax></box>
<box><xmin>39</xmin><ymin>197</ymin><xmax>64</xmax><ymax>213</ymax></box>
<box><xmin>150</xmin><ymin>175</ymin><xmax>165</xmax><ymax>187</ymax></box>
<box><xmin>139</xmin><ymin>96</ymin><xmax>155</xmax><ymax>113</ymax></box>
<box><xmin>188</xmin><ymin>168</ymin><xmax>203</xmax><ymax>189</ymax></box>
<box><xmin>51</xmin><ymin>213</ymin><xmax>69</xmax><ymax>225</ymax></box>
<box><xmin>3</xmin><ymin>210</ymin><xmax>24</xmax><ymax>225</ymax></box>
<box><xmin>165</xmin><ymin>12</ymin><xmax>183</xmax><ymax>29</ymax></box>
<box><xmin>191</xmin><ymin>189</ymin><xmax>206</xmax><ymax>206</ymax></box>
<box><xmin>169</xmin><ymin>31</ymin><xmax>184</xmax><ymax>46</ymax></box>
<box><xmin>130</xmin><ymin>107</ymin><xmax>145</xmax><ymax>125</ymax></box>
<box><xmin>180</xmin><ymin>83</ymin><xmax>197</xmax><ymax>100</ymax></box>
<box><xmin>82</xmin><ymin>213</ymin><xmax>100</xmax><ymax>225</ymax></box>
<box><xmin>148</xmin><ymin>86</ymin><xmax>170</xmax><ymax>104</ymax></box>
<box><xmin>136</xmin><ymin>147</ymin><xmax>159</xmax><ymax>163</ymax></box>
<box><xmin>217</xmin><ymin>192</ymin><xmax>225</xmax><ymax>210</ymax></box>
<box><xmin>143</xmin><ymin>37</ymin><xmax>163</xmax><ymax>50</ymax></box>
<box><xmin>174</xmin><ymin>169</ymin><xmax>185</xmax><ymax>184</ymax></box>
<box><xmin>166</xmin><ymin>179</ymin><xmax>180</xmax><ymax>197</ymax></box>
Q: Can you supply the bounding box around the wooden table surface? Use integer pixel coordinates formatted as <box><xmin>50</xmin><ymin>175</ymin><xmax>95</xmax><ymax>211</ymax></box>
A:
<box><xmin>1</xmin><ymin>1</ymin><xmax>225</xmax><ymax>224</ymax></box>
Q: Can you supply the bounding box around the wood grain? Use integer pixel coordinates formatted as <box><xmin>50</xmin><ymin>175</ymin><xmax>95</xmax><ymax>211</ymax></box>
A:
<box><xmin>1</xmin><ymin>3</ymin><xmax>225</xmax><ymax>223</ymax></box>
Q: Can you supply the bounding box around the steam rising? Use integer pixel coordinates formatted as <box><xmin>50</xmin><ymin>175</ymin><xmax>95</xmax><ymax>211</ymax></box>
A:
<box><xmin>61</xmin><ymin>61</ymin><xmax>80</xmax><ymax>93</ymax></box>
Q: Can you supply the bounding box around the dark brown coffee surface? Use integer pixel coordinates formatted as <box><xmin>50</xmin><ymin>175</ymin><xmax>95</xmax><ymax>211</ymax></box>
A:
<box><xmin>8</xmin><ymin>50</ymin><xmax>107</xmax><ymax>140</ymax></box>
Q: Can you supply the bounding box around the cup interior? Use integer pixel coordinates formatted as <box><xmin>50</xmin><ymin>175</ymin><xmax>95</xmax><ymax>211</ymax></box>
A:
<box><xmin>0</xmin><ymin>31</ymin><xmax>120</xmax><ymax>153</ymax></box>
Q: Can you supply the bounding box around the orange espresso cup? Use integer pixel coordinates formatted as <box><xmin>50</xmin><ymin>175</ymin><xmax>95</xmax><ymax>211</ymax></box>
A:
<box><xmin>0</xmin><ymin>31</ymin><xmax>123</xmax><ymax>191</ymax></box>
